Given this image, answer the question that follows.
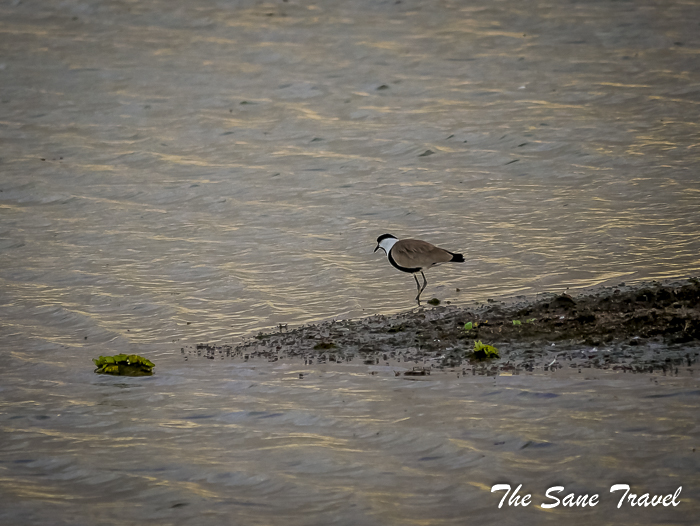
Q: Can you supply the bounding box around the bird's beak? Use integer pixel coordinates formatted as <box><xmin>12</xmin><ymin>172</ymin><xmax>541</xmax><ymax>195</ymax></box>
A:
<box><xmin>374</xmin><ymin>245</ymin><xmax>380</xmax><ymax>253</ymax></box>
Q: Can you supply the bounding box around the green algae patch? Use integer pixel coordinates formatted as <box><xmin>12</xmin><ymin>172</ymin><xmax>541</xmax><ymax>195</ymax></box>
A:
<box><xmin>471</xmin><ymin>340</ymin><xmax>499</xmax><ymax>361</ymax></box>
<box><xmin>93</xmin><ymin>354</ymin><xmax>155</xmax><ymax>376</ymax></box>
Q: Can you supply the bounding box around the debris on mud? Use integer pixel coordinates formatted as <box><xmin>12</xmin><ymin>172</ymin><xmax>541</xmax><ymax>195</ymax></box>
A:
<box><xmin>186</xmin><ymin>278</ymin><xmax>700</xmax><ymax>376</ymax></box>
<box><xmin>471</xmin><ymin>340</ymin><xmax>499</xmax><ymax>361</ymax></box>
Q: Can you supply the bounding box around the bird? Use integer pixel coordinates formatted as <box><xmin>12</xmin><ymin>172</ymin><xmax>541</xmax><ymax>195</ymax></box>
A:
<box><xmin>374</xmin><ymin>233</ymin><xmax>464</xmax><ymax>303</ymax></box>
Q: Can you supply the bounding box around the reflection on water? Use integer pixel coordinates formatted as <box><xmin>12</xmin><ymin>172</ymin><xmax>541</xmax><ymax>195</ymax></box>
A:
<box><xmin>1</xmin><ymin>0</ymin><xmax>699</xmax><ymax>523</ymax></box>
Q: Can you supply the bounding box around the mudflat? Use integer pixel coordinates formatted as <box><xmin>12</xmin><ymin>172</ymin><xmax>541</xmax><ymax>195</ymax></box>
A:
<box><xmin>193</xmin><ymin>278</ymin><xmax>700</xmax><ymax>376</ymax></box>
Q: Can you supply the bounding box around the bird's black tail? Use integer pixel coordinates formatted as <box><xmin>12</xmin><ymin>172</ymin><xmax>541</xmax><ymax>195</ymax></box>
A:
<box><xmin>449</xmin><ymin>252</ymin><xmax>465</xmax><ymax>263</ymax></box>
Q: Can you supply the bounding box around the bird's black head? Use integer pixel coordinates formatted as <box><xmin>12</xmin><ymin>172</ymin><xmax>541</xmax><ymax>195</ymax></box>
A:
<box><xmin>376</xmin><ymin>233</ymin><xmax>397</xmax><ymax>244</ymax></box>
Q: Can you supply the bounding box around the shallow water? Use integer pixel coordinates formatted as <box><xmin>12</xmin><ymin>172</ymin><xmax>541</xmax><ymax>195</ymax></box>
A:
<box><xmin>1</xmin><ymin>363</ymin><xmax>699</xmax><ymax>525</ymax></box>
<box><xmin>1</xmin><ymin>0</ymin><xmax>700</xmax><ymax>523</ymax></box>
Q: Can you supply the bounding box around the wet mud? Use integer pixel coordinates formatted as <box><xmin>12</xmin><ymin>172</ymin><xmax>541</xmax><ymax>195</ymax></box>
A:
<box><xmin>189</xmin><ymin>278</ymin><xmax>700</xmax><ymax>376</ymax></box>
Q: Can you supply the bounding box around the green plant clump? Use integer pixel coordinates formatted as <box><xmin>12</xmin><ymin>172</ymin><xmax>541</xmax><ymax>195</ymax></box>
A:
<box><xmin>93</xmin><ymin>354</ymin><xmax>155</xmax><ymax>376</ymax></box>
<box><xmin>471</xmin><ymin>340</ymin><xmax>499</xmax><ymax>361</ymax></box>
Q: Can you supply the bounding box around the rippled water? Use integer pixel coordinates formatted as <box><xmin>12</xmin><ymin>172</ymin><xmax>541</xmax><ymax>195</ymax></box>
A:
<box><xmin>1</xmin><ymin>0</ymin><xmax>699</xmax><ymax>524</ymax></box>
<box><xmin>2</xmin><ymin>364</ymin><xmax>699</xmax><ymax>525</ymax></box>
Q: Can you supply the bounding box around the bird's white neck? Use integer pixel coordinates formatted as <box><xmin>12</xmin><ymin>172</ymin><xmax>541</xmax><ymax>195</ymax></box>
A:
<box><xmin>378</xmin><ymin>237</ymin><xmax>398</xmax><ymax>255</ymax></box>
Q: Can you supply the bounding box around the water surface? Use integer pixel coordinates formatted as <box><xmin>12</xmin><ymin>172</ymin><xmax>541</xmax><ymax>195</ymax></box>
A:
<box><xmin>1</xmin><ymin>0</ymin><xmax>699</xmax><ymax>523</ymax></box>
<box><xmin>2</xmin><ymin>363</ymin><xmax>699</xmax><ymax>525</ymax></box>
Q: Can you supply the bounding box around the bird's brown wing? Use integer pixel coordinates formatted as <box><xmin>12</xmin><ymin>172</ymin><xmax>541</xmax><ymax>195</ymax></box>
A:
<box><xmin>391</xmin><ymin>239</ymin><xmax>454</xmax><ymax>269</ymax></box>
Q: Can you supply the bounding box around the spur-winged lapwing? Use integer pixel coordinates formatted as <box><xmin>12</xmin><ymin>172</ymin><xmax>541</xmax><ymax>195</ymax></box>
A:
<box><xmin>374</xmin><ymin>234</ymin><xmax>464</xmax><ymax>303</ymax></box>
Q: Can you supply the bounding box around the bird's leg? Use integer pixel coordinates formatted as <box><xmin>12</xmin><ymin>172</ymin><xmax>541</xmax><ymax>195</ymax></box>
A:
<box><xmin>414</xmin><ymin>274</ymin><xmax>422</xmax><ymax>304</ymax></box>
<box><xmin>415</xmin><ymin>271</ymin><xmax>428</xmax><ymax>302</ymax></box>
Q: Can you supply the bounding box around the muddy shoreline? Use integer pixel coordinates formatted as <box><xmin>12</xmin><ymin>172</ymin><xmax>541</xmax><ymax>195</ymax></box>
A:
<box><xmin>188</xmin><ymin>278</ymin><xmax>700</xmax><ymax>376</ymax></box>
